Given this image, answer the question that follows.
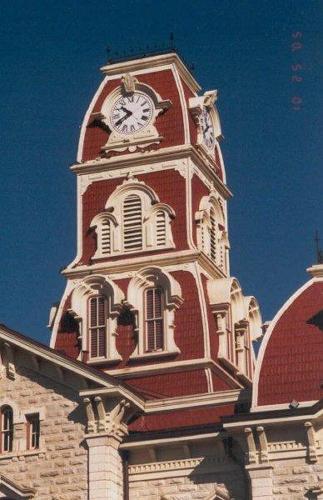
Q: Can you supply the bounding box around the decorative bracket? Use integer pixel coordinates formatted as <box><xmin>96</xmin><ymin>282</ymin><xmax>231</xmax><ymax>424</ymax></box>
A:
<box><xmin>305</xmin><ymin>421</ymin><xmax>318</xmax><ymax>462</ymax></box>
<box><xmin>244</xmin><ymin>427</ymin><xmax>257</xmax><ymax>464</ymax></box>
<box><xmin>83</xmin><ymin>395</ymin><xmax>138</xmax><ymax>443</ymax></box>
<box><xmin>2</xmin><ymin>342</ymin><xmax>16</xmax><ymax>380</ymax></box>
<box><xmin>256</xmin><ymin>426</ymin><xmax>269</xmax><ymax>463</ymax></box>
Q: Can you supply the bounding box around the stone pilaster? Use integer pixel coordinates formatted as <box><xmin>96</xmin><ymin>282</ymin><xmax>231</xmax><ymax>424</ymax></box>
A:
<box><xmin>84</xmin><ymin>396</ymin><xmax>135</xmax><ymax>500</ymax></box>
<box><xmin>245</xmin><ymin>464</ymin><xmax>273</xmax><ymax>500</ymax></box>
<box><xmin>87</xmin><ymin>435</ymin><xmax>124</xmax><ymax>500</ymax></box>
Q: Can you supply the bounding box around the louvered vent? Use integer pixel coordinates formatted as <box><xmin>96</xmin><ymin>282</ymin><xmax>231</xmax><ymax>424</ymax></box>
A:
<box><xmin>210</xmin><ymin>209</ymin><xmax>217</xmax><ymax>261</ymax></box>
<box><xmin>101</xmin><ymin>219</ymin><xmax>111</xmax><ymax>255</ymax></box>
<box><xmin>89</xmin><ymin>296</ymin><xmax>106</xmax><ymax>358</ymax></box>
<box><xmin>156</xmin><ymin>210</ymin><xmax>166</xmax><ymax>247</ymax></box>
<box><xmin>123</xmin><ymin>195</ymin><xmax>142</xmax><ymax>251</ymax></box>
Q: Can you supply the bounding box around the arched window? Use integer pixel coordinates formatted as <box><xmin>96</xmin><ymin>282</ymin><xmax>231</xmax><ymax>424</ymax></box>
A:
<box><xmin>1</xmin><ymin>406</ymin><xmax>13</xmax><ymax>453</ymax></box>
<box><xmin>123</xmin><ymin>194</ymin><xmax>142</xmax><ymax>252</ymax></box>
<box><xmin>145</xmin><ymin>288</ymin><xmax>164</xmax><ymax>352</ymax></box>
<box><xmin>90</xmin><ymin>178</ymin><xmax>175</xmax><ymax>258</ymax></box>
<box><xmin>128</xmin><ymin>268</ymin><xmax>182</xmax><ymax>358</ymax></box>
<box><xmin>88</xmin><ymin>295</ymin><xmax>107</xmax><ymax>358</ymax></box>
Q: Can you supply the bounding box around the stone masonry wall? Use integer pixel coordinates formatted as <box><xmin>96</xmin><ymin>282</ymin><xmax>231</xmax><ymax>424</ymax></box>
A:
<box><xmin>0</xmin><ymin>359</ymin><xmax>87</xmax><ymax>500</ymax></box>
<box><xmin>272</xmin><ymin>457</ymin><xmax>323</xmax><ymax>499</ymax></box>
<box><xmin>129</xmin><ymin>463</ymin><xmax>247</xmax><ymax>499</ymax></box>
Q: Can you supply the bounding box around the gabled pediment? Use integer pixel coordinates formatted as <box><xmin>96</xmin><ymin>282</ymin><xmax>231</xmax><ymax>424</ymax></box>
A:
<box><xmin>0</xmin><ymin>474</ymin><xmax>35</xmax><ymax>498</ymax></box>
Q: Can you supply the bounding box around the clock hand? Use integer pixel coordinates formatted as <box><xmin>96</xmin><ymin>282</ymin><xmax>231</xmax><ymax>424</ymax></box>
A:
<box><xmin>115</xmin><ymin>110</ymin><xmax>132</xmax><ymax>127</ymax></box>
<box><xmin>120</xmin><ymin>106</ymin><xmax>132</xmax><ymax>116</ymax></box>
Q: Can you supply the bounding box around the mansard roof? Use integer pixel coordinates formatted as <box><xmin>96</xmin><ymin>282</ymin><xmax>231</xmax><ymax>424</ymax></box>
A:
<box><xmin>252</xmin><ymin>264</ymin><xmax>323</xmax><ymax>410</ymax></box>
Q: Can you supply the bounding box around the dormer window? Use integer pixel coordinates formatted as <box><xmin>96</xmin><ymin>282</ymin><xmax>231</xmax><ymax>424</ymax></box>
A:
<box><xmin>88</xmin><ymin>296</ymin><xmax>107</xmax><ymax>359</ymax></box>
<box><xmin>1</xmin><ymin>406</ymin><xmax>13</xmax><ymax>453</ymax></box>
<box><xmin>128</xmin><ymin>267</ymin><xmax>182</xmax><ymax>359</ymax></box>
<box><xmin>90</xmin><ymin>177</ymin><xmax>175</xmax><ymax>259</ymax></box>
<box><xmin>145</xmin><ymin>287</ymin><xmax>164</xmax><ymax>352</ymax></box>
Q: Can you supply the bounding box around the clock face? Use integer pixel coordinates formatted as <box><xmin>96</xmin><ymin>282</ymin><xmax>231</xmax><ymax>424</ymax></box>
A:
<box><xmin>110</xmin><ymin>92</ymin><xmax>154</xmax><ymax>135</ymax></box>
<box><xmin>200</xmin><ymin>108</ymin><xmax>215</xmax><ymax>150</ymax></box>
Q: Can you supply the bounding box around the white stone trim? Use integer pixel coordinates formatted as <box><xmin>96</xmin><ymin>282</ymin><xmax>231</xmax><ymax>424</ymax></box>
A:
<box><xmin>171</xmin><ymin>63</ymin><xmax>190</xmax><ymax>145</ymax></box>
<box><xmin>77</xmin><ymin>74</ymin><xmax>109</xmax><ymax>163</ymax></box>
<box><xmin>128</xmin><ymin>455</ymin><xmax>231</xmax><ymax>481</ymax></box>
<box><xmin>121</xmin><ymin>432</ymin><xmax>220</xmax><ymax>451</ymax></box>
<box><xmin>71</xmin><ymin>145</ymin><xmax>232</xmax><ymax>199</ymax></box>
<box><xmin>100</xmin><ymin>53</ymin><xmax>201</xmax><ymax>94</ymax></box>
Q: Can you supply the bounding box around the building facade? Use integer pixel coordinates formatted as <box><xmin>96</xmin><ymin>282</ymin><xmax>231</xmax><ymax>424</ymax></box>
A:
<box><xmin>0</xmin><ymin>52</ymin><xmax>322</xmax><ymax>499</ymax></box>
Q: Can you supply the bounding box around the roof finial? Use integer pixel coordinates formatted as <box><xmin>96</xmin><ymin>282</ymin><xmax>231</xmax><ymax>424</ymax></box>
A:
<box><xmin>315</xmin><ymin>230</ymin><xmax>323</xmax><ymax>264</ymax></box>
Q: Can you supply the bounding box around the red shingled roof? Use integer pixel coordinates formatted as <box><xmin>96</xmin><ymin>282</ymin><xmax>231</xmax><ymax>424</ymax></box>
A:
<box><xmin>256</xmin><ymin>279</ymin><xmax>323</xmax><ymax>407</ymax></box>
<box><xmin>129</xmin><ymin>404</ymin><xmax>236</xmax><ymax>432</ymax></box>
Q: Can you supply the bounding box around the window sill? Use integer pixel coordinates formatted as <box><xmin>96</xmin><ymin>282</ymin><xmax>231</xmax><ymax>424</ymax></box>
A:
<box><xmin>129</xmin><ymin>350</ymin><xmax>179</xmax><ymax>361</ymax></box>
<box><xmin>87</xmin><ymin>357</ymin><xmax>121</xmax><ymax>366</ymax></box>
<box><xmin>91</xmin><ymin>243</ymin><xmax>176</xmax><ymax>260</ymax></box>
<box><xmin>0</xmin><ymin>448</ymin><xmax>45</xmax><ymax>461</ymax></box>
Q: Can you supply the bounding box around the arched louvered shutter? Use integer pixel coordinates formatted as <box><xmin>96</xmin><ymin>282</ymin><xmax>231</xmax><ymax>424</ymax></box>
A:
<box><xmin>101</xmin><ymin>218</ymin><xmax>111</xmax><ymax>255</ymax></box>
<box><xmin>123</xmin><ymin>194</ymin><xmax>142</xmax><ymax>251</ymax></box>
<box><xmin>156</xmin><ymin>210</ymin><xmax>166</xmax><ymax>247</ymax></box>
<box><xmin>145</xmin><ymin>288</ymin><xmax>164</xmax><ymax>352</ymax></box>
<box><xmin>89</xmin><ymin>296</ymin><xmax>107</xmax><ymax>358</ymax></box>
<box><xmin>210</xmin><ymin>208</ymin><xmax>217</xmax><ymax>261</ymax></box>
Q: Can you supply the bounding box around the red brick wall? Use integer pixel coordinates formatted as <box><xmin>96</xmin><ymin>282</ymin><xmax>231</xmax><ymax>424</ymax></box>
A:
<box><xmin>125</xmin><ymin>369</ymin><xmax>208</xmax><ymax>399</ymax></box>
<box><xmin>129</xmin><ymin>403</ymin><xmax>236</xmax><ymax>432</ymax></box>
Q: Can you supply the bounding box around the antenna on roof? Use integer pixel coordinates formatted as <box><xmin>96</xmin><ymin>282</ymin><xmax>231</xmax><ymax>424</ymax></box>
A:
<box><xmin>169</xmin><ymin>32</ymin><xmax>175</xmax><ymax>50</ymax></box>
<box><xmin>314</xmin><ymin>230</ymin><xmax>323</xmax><ymax>264</ymax></box>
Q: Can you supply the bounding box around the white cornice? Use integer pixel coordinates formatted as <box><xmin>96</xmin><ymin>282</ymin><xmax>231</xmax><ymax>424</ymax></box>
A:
<box><xmin>79</xmin><ymin>386</ymin><xmax>244</xmax><ymax>413</ymax></box>
<box><xmin>120</xmin><ymin>432</ymin><xmax>220</xmax><ymax>449</ymax></box>
<box><xmin>70</xmin><ymin>145</ymin><xmax>232</xmax><ymax>200</ymax></box>
<box><xmin>104</xmin><ymin>357</ymin><xmax>222</xmax><ymax>378</ymax></box>
<box><xmin>100</xmin><ymin>52</ymin><xmax>201</xmax><ymax>94</ymax></box>
<box><xmin>63</xmin><ymin>250</ymin><xmax>228</xmax><ymax>280</ymax></box>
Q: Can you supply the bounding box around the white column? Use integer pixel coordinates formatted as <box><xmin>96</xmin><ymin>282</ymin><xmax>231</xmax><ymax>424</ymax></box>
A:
<box><xmin>87</xmin><ymin>435</ymin><xmax>124</xmax><ymax>500</ymax></box>
<box><xmin>246</xmin><ymin>464</ymin><xmax>273</xmax><ymax>500</ymax></box>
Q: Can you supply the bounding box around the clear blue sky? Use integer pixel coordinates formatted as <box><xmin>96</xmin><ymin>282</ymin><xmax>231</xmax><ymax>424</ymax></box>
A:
<box><xmin>0</xmin><ymin>0</ymin><xmax>322</xmax><ymax>344</ymax></box>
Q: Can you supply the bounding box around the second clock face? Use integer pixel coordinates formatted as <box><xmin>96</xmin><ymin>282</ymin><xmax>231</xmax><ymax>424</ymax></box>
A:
<box><xmin>110</xmin><ymin>92</ymin><xmax>154</xmax><ymax>135</ymax></box>
<box><xmin>200</xmin><ymin>108</ymin><xmax>215</xmax><ymax>151</ymax></box>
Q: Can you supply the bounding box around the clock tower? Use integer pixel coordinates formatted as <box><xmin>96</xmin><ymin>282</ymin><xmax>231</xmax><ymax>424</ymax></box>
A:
<box><xmin>49</xmin><ymin>51</ymin><xmax>261</xmax><ymax>407</ymax></box>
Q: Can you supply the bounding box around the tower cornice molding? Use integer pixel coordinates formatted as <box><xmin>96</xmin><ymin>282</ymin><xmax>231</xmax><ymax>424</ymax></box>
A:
<box><xmin>100</xmin><ymin>52</ymin><xmax>201</xmax><ymax>94</ymax></box>
<box><xmin>71</xmin><ymin>145</ymin><xmax>232</xmax><ymax>200</ymax></box>
<box><xmin>62</xmin><ymin>249</ymin><xmax>227</xmax><ymax>280</ymax></box>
